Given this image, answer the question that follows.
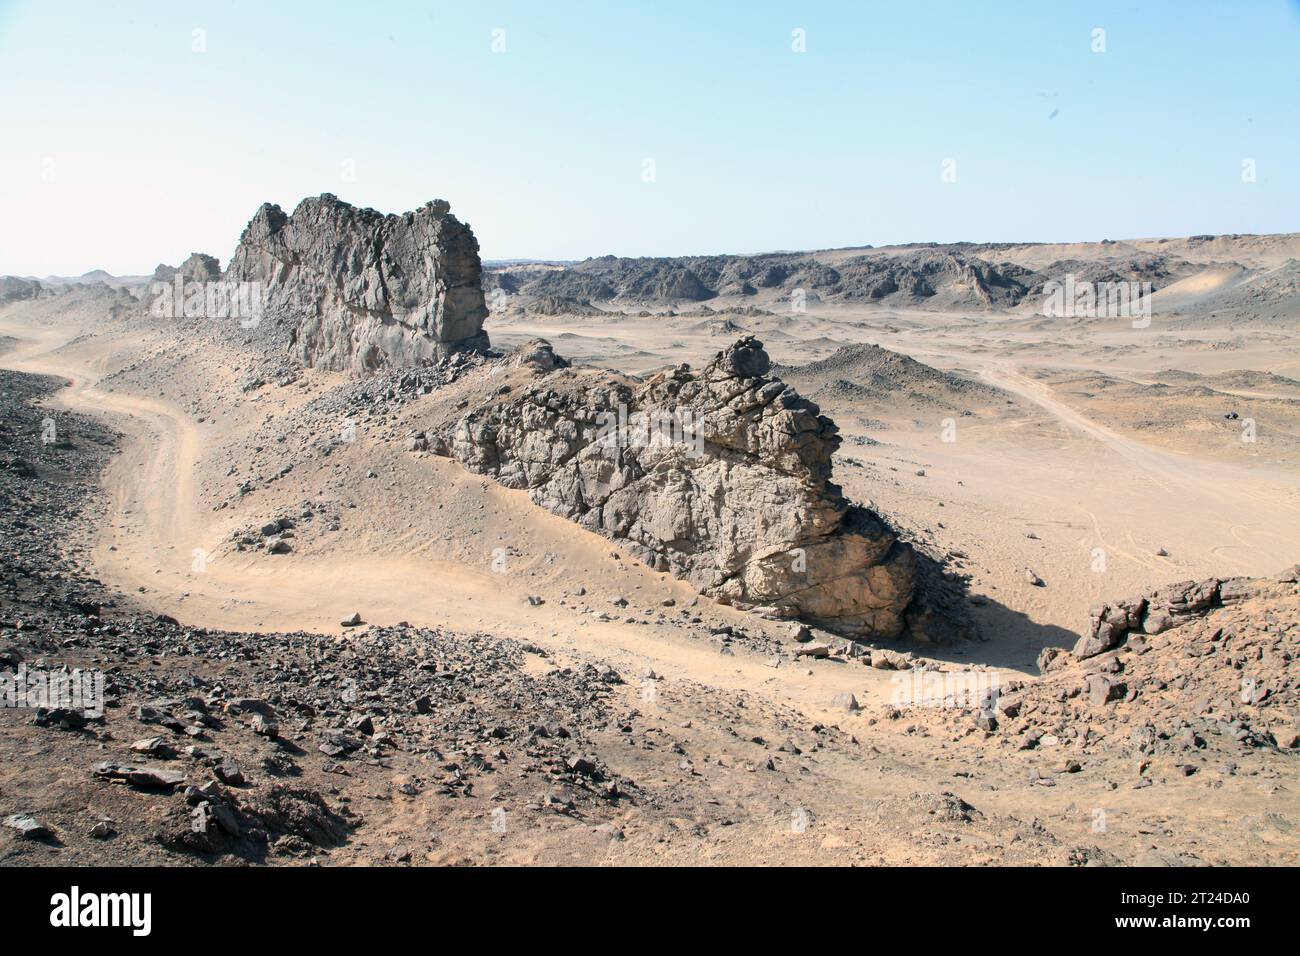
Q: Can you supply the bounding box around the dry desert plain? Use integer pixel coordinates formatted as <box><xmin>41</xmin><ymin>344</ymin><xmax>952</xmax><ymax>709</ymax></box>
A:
<box><xmin>0</xmin><ymin>221</ymin><xmax>1297</xmax><ymax>866</ymax></box>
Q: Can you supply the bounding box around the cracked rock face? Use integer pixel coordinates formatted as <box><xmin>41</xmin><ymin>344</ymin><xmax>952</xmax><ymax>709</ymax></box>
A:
<box><xmin>441</xmin><ymin>336</ymin><xmax>918</xmax><ymax>637</ymax></box>
<box><xmin>225</xmin><ymin>194</ymin><xmax>489</xmax><ymax>373</ymax></box>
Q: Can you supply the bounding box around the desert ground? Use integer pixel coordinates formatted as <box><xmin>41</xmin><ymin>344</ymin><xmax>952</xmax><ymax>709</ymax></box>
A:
<box><xmin>1</xmin><ymin>223</ymin><xmax>1297</xmax><ymax>867</ymax></box>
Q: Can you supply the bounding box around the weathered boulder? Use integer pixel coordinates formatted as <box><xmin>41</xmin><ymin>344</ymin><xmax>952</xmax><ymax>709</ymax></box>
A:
<box><xmin>440</xmin><ymin>336</ymin><xmax>924</xmax><ymax>639</ymax></box>
<box><xmin>3</xmin><ymin>813</ymin><xmax>51</xmax><ymax>839</ymax></box>
<box><xmin>224</xmin><ymin>194</ymin><xmax>489</xmax><ymax>373</ymax></box>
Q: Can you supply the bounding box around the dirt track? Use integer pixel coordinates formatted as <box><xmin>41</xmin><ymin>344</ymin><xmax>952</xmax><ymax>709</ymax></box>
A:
<box><xmin>1</xmin><ymin>300</ymin><xmax>1297</xmax><ymax>867</ymax></box>
<box><xmin>0</xmin><ymin>317</ymin><xmax>919</xmax><ymax>725</ymax></box>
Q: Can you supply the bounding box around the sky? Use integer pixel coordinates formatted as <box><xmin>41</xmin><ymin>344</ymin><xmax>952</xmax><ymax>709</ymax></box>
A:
<box><xmin>1</xmin><ymin>0</ymin><xmax>1297</xmax><ymax>275</ymax></box>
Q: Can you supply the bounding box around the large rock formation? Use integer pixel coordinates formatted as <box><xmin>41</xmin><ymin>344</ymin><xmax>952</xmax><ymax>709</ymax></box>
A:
<box><xmin>0</xmin><ymin>276</ymin><xmax>48</xmax><ymax>305</ymax></box>
<box><xmin>153</xmin><ymin>252</ymin><xmax>222</xmax><ymax>284</ymax></box>
<box><xmin>438</xmin><ymin>336</ymin><xmax>929</xmax><ymax>639</ymax></box>
<box><xmin>225</xmin><ymin>194</ymin><xmax>489</xmax><ymax>373</ymax></box>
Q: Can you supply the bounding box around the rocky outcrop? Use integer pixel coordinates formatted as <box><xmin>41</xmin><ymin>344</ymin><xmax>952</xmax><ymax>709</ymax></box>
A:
<box><xmin>438</xmin><ymin>336</ymin><xmax>933</xmax><ymax>639</ymax></box>
<box><xmin>0</xmin><ymin>276</ymin><xmax>48</xmax><ymax>305</ymax></box>
<box><xmin>225</xmin><ymin>194</ymin><xmax>489</xmax><ymax>373</ymax></box>
<box><xmin>1072</xmin><ymin>575</ymin><xmax>1267</xmax><ymax>659</ymax></box>
<box><xmin>989</xmin><ymin>568</ymin><xmax>1300</xmax><ymax>757</ymax></box>
<box><xmin>153</xmin><ymin>252</ymin><xmax>222</xmax><ymax>284</ymax></box>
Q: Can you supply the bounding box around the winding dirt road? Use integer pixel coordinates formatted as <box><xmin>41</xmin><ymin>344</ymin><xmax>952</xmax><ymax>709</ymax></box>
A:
<box><xmin>0</xmin><ymin>317</ymin><xmax>922</xmax><ymax>722</ymax></box>
<box><xmin>977</xmin><ymin>361</ymin><xmax>1300</xmax><ymax>568</ymax></box>
<box><xmin>4</xmin><ymin>311</ymin><xmax>1295</xmax><ymax>727</ymax></box>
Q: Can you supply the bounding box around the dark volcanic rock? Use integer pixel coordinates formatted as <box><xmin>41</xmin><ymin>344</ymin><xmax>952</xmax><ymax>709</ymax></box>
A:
<box><xmin>0</xmin><ymin>275</ymin><xmax>49</xmax><ymax>305</ymax></box>
<box><xmin>481</xmin><ymin>245</ymin><xmax>1195</xmax><ymax>316</ymax></box>
<box><xmin>1074</xmin><ymin>577</ymin><xmax>1232</xmax><ymax>658</ymax></box>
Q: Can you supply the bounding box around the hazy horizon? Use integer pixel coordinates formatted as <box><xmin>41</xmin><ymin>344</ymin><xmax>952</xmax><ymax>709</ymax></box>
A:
<box><xmin>14</xmin><ymin>220</ymin><xmax>1300</xmax><ymax>282</ymax></box>
<box><xmin>2</xmin><ymin>0</ymin><xmax>1298</xmax><ymax>275</ymax></box>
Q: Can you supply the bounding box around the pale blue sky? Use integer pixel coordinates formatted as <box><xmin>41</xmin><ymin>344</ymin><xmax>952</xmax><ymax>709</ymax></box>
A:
<box><xmin>1</xmin><ymin>0</ymin><xmax>1297</xmax><ymax>275</ymax></box>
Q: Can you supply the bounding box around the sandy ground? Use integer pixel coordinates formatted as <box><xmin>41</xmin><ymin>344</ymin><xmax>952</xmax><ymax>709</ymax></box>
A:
<box><xmin>492</xmin><ymin>307</ymin><xmax>1299</xmax><ymax>663</ymax></box>
<box><xmin>0</xmin><ymin>316</ymin><xmax>911</xmax><ymax>725</ymax></box>
<box><xmin>3</xmin><ymin>295</ymin><xmax>1296</xmax><ymax>681</ymax></box>
<box><xmin>1</xmin><ymin>282</ymin><xmax>1296</xmax><ymax>866</ymax></box>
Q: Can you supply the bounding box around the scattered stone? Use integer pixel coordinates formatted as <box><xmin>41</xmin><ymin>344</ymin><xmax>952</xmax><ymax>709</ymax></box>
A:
<box><xmin>870</xmin><ymin>649</ymin><xmax>911</xmax><ymax>670</ymax></box>
<box><xmin>1086</xmin><ymin>675</ymin><xmax>1126</xmax><ymax>707</ymax></box>
<box><xmin>249</xmin><ymin>715</ymin><xmax>279</xmax><ymax>739</ymax></box>
<box><xmin>226</xmin><ymin>698</ymin><xmax>276</xmax><ymax>718</ymax></box>
<box><xmin>89</xmin><ymin>820</ymin><xmax>116</xmax><ymax>839</ymax></box>
<box><xmin>3</xmin><ymin>814</ymin><xmax>51</xmax><ymax>839</ymax></box>
<box><xmin>130</xmin><ymin>737</ymin><xmax>176</xmax><ymax>759</ymax></box>
<box><xmin>215</xmin><ymin>760</ymin><xmax>245</xmax><ymax>786</ymax></box>
<box><xmin>33</xmin><ymin>707</ymin><xmax>90</xmax><ymax>731</ymax></box>
<box><xmin>795</xmin><ymin>643</ymin><xmax>831</xmax><ymax>659</ymax></box>
<box><xmin>566</xmin><ymin>756</ymin><xmax>600</xmax><ymax>778</ymax></box>
<box><xmin>1036</xmin><ymin>646</ymin><xmax>1068</xmax><ymax>674</ymax></box>
<box><xmin>93</xmin><ymin>762</ymin><xmax>186</xmax><ymax>790</ymax></box>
